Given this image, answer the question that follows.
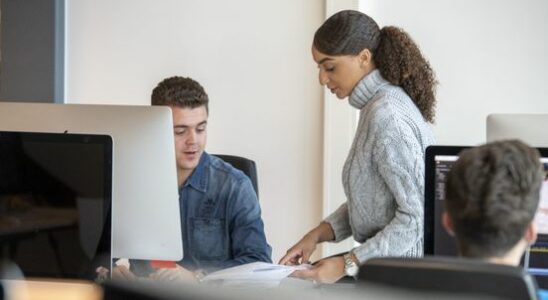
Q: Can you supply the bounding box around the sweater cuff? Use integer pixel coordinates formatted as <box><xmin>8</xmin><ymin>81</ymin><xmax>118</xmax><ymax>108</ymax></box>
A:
<box><xmin>351</xmin><ymin>243</ymin><xmax>380</xmax><ymax>265</ymax></box>
<box><xmin>323</xmin><ymin>204</ymin><xmax>352</xmax><ymax>243</ymax></box>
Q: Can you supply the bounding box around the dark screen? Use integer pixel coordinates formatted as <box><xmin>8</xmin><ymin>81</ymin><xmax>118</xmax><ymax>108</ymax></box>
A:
<box><xmin>0</xmin><ymin>131</ymin><xmax>112</xmax><ymax>280</ymax></box>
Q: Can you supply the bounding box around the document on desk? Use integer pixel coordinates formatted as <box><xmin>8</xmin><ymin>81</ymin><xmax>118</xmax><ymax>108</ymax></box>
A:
<box><xmin>202</xmin><ymin>262</ymin><xmax>312</xmax><ymax>286</ymax></box>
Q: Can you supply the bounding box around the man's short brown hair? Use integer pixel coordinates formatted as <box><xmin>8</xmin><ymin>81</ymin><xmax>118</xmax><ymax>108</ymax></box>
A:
<box><xmin>151</xmin><ymin>76</ymin><xmax>209</xmax><ymax>112</ymax></box>
<box><xmin>445</xmin><ymin>140</ymin><xmax>543</xmax><ymax>258</ymax></box>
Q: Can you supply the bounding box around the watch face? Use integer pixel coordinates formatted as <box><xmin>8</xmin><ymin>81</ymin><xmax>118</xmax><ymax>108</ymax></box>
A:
<box><xmin>346</xmin><ymin>264</ymin><xmax>359</xmax><ymax>277</ymax></box>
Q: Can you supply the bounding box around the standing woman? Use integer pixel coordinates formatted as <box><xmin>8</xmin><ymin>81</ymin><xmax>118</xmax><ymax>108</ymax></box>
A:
<box><xmin>280</xmin><ymin>10</ymin><xmax>437</xmax><ymax>283</ymax></box>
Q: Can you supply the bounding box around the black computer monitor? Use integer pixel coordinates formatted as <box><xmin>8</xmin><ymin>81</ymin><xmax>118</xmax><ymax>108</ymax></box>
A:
<box><xmin>0</xmin><ymin>131</ymin><xmax>112</xmax><ymax>280</ymax></box>
<box><xmin>424</xmin><ymin>145</ymin><xmax>548</xmax><ymax>288</ymax></box>
<box><xmin>0</xmin><ymin>102</ymin><xmax>182</xmax><ymax>261</ymax></box>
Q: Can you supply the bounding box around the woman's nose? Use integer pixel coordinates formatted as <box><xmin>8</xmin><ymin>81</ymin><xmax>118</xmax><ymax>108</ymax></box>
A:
<box><xmin>319</xmin><ymin>70</ymin><xmax>329</xmax><ymax>86</ymax></box>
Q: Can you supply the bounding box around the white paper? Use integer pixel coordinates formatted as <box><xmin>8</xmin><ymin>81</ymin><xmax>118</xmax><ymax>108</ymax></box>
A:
<box><xmin>202</xmin><ymin>262</ymin><xmax>311</xmax><ymax>285</ymax></box>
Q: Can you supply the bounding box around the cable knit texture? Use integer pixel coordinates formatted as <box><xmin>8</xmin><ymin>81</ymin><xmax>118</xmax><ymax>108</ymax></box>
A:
<box><xmin>324</xmin><ymin>69</ymin><xmax>436</xmax><ymax>264</ymax></box>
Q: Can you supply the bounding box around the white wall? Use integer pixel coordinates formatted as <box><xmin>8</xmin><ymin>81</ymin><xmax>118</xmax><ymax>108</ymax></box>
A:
<box><xmin>362</xmin><ymin>0</ymin><xmax>548</xmax><ymax>145</ymax></box>
<box><xmin>66</xmin><ymin>0</ymin><xmax>325</xmax><ymax>262</ymax></box>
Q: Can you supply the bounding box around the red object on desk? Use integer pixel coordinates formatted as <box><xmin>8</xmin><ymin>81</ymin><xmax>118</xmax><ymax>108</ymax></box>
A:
<box><xmin>150</xmin><ymin>260</ymin><xmax>177</xmax><ymax>269</ymax></box>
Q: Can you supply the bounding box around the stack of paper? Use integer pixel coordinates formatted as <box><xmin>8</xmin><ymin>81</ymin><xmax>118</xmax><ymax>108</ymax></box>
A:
<box><xmin>201</xmin><ymin>262</ymin><xmax>311</xmax><ymax>287</ymax></box>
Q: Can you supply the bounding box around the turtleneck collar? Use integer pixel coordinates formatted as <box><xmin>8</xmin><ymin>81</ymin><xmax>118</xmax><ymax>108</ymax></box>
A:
<box><xmin>348</xmin><ymin>69</ymin><xmax>390</xmax><ymax>110</ymax></box>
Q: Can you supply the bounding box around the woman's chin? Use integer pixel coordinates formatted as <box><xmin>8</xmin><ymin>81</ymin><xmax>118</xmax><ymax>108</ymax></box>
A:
<box><xmin>336</xmin><ymin>93</ymin><xmax>348</xmax><ymax>100</ymax></box>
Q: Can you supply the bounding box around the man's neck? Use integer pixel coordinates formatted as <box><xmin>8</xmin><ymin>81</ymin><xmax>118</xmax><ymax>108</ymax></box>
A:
<box><xmin>485</xmin><ymin>240</ymin><xmax>528</xmax><ymax>267</ymax></box>
<box><xmin>486</xmin><ymin>255</ymin><xmax>521</xmax><ymax>266</ymax></box>
<box><xmin>177</xmin><ymin>170</ymin><xmax>192</xmax><ymax>187</ymax></box>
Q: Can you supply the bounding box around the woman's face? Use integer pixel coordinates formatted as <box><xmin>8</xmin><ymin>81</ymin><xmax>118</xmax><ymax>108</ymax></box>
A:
<box><xmin>312</xmin><ymin>46</ymin><xmax>371</xmax><ymax>99</ymax></box>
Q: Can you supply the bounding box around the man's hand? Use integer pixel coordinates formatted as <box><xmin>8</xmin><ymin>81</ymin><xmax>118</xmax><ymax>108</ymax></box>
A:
<box><xmin>290</xmin><ymin>256</ymin><xmax>345</xmax><ymax>284</ymax></box>
<box><xmin>149</xmin><ymin>264</ymin><xmax>196</xmax><ymax>282</ymax></box>
<box><xmin>95</xmin><ymin>266</ymin><xmax>110</xmax><ymax>282</ymax></box>
<box><xmin>111</xmin><ymin>265</ymin><xmax>138</xmax><ymax>281</ymax></box>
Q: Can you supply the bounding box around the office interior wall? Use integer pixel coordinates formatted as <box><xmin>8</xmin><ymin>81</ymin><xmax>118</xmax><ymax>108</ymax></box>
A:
<box><xmin>0</xmin><ymin>0</ymin><xmax>64</xmax><ymax>103</ymax></box>
<box><xmin>362</xmin><ymin>0</ymin><xmax>548</xmax><ymax>145</ymax></box>
<box><xmin>66</xmin><ymin>0</ymin><xmax>324</xmax><ymax>261</ymax></box>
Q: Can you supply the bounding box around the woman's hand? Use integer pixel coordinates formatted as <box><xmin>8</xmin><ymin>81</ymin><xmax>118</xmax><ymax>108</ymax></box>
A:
<box><xmin>149</xmin><ymin>264</ymin><xmax>196</xmax><ymax>282</ymax></box>
<box><xmin>279</xmin><ymin>234</ymin><xmax>318</xmax><ymax>265</ymax></box>
<box><xmin>279</xmin><ymin>222</ymin><xmax>336</xmax><ymax>265</ymax></box>
<box><xmin>291</xmin><ymin>256</ymin><xmax>345</xmax><ymax>284</ymax></box>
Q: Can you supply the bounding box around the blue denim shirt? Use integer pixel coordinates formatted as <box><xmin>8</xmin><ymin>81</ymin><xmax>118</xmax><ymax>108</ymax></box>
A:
<box><xmin>178</xmin><ymin>152</ymin><xmax>272</xmax><ymax>272</ymax></box>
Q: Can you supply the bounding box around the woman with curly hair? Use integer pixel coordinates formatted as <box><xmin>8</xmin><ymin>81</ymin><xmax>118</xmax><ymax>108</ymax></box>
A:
<box><xmin>280</xmin><ymin>10</ymin><xmax>437</xmax><ymax>283</ymax></box>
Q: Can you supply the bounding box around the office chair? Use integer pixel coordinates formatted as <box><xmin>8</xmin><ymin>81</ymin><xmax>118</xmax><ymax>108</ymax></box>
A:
<box><xmin>213</xmin><ymin>154</ymin><xmax>259</xmax><ymax>198</ymax></box>
<box><xmin>357</xmin><ymin>256</ymin><xmax>539</xmax><ymax>300</ymax></box>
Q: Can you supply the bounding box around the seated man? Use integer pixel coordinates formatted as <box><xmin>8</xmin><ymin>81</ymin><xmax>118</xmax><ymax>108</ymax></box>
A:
<box><xmin>115</xmin><ymin>76</ymin><xmax>271</xmax><ymax>281</ymax></box>
<box><xmin>442</xmin><ymin>140</ymin><xmax>548</xmax><ymax>298</ymax></box>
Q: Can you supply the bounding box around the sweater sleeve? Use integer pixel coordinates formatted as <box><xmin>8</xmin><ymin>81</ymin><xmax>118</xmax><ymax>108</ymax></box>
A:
<box><xmin>324</xmin><ymin>202</ymin><xmax>352</xmax><ymax>242</ymax></box>
<box><xmin>352</xmin><ymin>123</ymin><xmax>425</xmax><ymax>264</ymax></box>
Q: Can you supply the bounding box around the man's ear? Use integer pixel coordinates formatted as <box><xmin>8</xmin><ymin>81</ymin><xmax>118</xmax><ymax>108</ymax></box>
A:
<box><xmin>525</xmin><ymin>221</ymin><xmax>538</xmax><ymax>245</ymax></box>
<box><xmin>442</xmin><ymin>212</ymin><xmax>455</xmax><ymax>236</ymax></box>
<box><xmin>358</xmin><ymin>48</ymin><xmax>373</xmax><ymax>68</ymax></box>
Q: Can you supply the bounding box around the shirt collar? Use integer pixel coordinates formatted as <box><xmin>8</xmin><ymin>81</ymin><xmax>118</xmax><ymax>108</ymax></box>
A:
<box><xmin>348</xmin><ymin>69</ymin><xmax>390</xmax><ymax>110</ymax></box>
<box><xmin>183</xmin><ymin>151</ymin><xmax>209</xmax><ymax>193</ymax></box>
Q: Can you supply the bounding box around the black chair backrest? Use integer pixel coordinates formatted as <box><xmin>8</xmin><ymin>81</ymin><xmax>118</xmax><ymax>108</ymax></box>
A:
<box><xmin>213</xmin><ymin>154</ymin><xmax>259</xmax><ymax>198</ymax></box>
<box><xmin>358</xmin><ymin>256</ymin><xmax>539</xmax><ymax>300</ymax></box>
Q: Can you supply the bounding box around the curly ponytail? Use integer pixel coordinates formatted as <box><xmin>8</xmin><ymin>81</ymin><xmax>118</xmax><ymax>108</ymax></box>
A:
<box><xmin>375</xmin><ymin>27</ymin><xmax>437</xmax><ymax>123</ymax></box>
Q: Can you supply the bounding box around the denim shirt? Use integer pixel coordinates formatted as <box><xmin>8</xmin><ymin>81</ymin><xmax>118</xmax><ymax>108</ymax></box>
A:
<box><xmin>179</xmin><ymin>152</ymin><xmax>272</xmax><ymax>272</ymax></box>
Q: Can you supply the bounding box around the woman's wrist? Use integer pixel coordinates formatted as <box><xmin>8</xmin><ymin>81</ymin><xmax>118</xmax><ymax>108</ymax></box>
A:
<box><xmin>304</xmin><ymin>230</ymin><xmax>320</xmax><ymax>244</ymax></box>
<box><xmin>319</xmin><ymin>222</ymin><xmax>336</xmax><ymax>242</ymax></box>
<box><xmin>306</xmin><ymin>222</ymin><xmax>334</xmax><ymax>244</ymax></box>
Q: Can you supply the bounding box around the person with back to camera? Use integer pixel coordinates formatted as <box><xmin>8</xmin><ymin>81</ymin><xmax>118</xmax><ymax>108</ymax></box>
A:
<box><xmin>279</xmin><ymin>10</ymin><xmax>437</xmax><ymax>283</ymax></box>
<box><xmin>111</xmin><ymin>76</ymin><xmax>272</xmax><ymax>282</ymax></box>
<box><xmin>442</xmin><ymin>140</ymin><xmax>548</xmax><ymax>299</ymax></box>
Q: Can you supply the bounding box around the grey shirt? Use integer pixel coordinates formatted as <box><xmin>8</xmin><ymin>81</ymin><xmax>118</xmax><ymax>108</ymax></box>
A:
<box><xmin>324</xmin><ymin>69</ymin><xmax>436</xmax><ymax>264</ymax></box>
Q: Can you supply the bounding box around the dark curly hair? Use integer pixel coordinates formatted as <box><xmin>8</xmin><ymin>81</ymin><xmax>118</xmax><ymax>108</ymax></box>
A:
<box><xmin>313</xmin><ymin>10</ymin><xmax>437</xmax><ymax>123</ymax></box>
<box><xmin>151</xmin><ymin>76</ymin><xmax>209</xmax><ymax>112</ymax></box>
<box><xmin>445</xmin><ymin>140</ymin><xmax>543</xmax><ymax>258</ymax></box>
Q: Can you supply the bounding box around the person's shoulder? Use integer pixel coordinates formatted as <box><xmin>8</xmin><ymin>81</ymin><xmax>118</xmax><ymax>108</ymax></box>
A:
<box><xmin>207</xmin><ymin>154</ymin><xmax>257</xmax><ymax>203</ymax></box>
<box><xmin>372</xmin><ymin>85</ymin><xmax>416</xmax><ymax>116</ymax></box>
<box><xmin>368</xmin><ymin>86</ymin><xmax>428</xmax><ymax>130</ymax></box>
<box><xmin>208</xmin><ymin>154</ymin><xmax>248</xmax><ymax>182</ymax></box>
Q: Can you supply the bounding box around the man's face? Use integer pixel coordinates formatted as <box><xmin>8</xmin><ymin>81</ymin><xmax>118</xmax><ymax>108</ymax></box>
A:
<box><xmin>171</xmin><ymin>105</ymin><xmax>208</xmax><ymax>173</ymax></box>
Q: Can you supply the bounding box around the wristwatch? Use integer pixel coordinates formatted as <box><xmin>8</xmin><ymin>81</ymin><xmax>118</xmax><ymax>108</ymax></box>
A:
<box><xmin>343</xmin><ymin>253</ymin><xmax>359</xmax><ymax>277</ymax></box>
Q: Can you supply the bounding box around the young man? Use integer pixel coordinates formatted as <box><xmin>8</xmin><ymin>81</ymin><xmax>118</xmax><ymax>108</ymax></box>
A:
<box><xmin>115</xmin><ymin>76</ymin><xmax>271</xmax><ymax>281</ymax></box>
<box><xmin>442</xmin><ymin>140</ymin><xmax>548</xmax><ymax>298</ymax></box>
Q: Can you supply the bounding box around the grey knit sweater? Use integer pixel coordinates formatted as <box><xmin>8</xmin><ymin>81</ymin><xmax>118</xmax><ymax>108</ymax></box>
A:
<box><xmin>324</xmin><ymin>69</ymin><xmax>436</xmax><ymax>264</ymax></box>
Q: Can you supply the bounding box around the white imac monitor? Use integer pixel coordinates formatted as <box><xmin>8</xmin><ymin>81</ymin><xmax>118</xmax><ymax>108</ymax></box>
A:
<box><xmin>487</xmin><ymin>114</ymin><xmax>548</xmax><ymax>147</ymax></box>
<box><xmin>0</xmin><ymin>102</ymin><xmax>182</xmax><ymax>261</ymax></box>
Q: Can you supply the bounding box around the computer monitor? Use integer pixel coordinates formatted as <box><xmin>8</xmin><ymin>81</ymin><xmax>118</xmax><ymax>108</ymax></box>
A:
<box><xmin>0</xmin><ymin>102</ymin><xmax>182</xmax><ymax>261</ymax></box>
<box><xmin>487</xmin><ymin>114</ymin><xmax>548</xmax><ymax>147</ymax></box>
<box><xmin>0</xmin><ymin>131</ymin><xmax>112</xmax><ymax>279</ymax></box>
<box><xmin>424</xmin><ymin>145</ymin><xmax>548</xmax><ymax>288</ymax></box>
